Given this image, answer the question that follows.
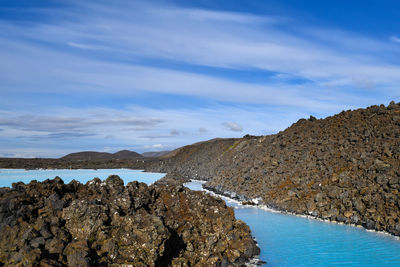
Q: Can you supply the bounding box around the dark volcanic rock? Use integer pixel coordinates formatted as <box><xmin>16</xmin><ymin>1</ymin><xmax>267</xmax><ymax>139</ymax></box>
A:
<box><xmin>154</xmin><ymin>172</ymin><xmax>191</xmax><ymax>186</ymax></box>
<box><xmin>0</xmin><ymin>176</ymin><xmax>259</xmax><ymax>266</ymax></box>
<box><xmin>203</xmin><ymin>101</ymin><xmax>400</xmax><ymax>236</ymax></box>
<box><xmin>142</xmin><ymin>151</ymin><xmax>171</xmax><ymax>158</ymax></box>
<box><xmin>147</xmin><ymin>101</ymin><xmax>400</xmax><ymax>237</ymax></box>
<box><xmin>146</xmin><ymin>138</ymin><xmax>238</xmax><ymax>180</ymax></box>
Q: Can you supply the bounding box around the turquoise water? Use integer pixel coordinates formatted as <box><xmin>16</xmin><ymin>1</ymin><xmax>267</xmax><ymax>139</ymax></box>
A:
<box><xmin>185</xmin><ymin>181</ymin><xmax>400</xmax><ymax>267</ymax></box>
<box><xmin>0</xmin><ymin>168</ymin><xmax>165</xmax><ymax>187</ymax></box>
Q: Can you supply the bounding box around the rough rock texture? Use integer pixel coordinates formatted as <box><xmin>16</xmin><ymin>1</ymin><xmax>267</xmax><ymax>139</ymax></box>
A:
<box><xmin>142</xmin><ymin>151</ymin><xmax>171</xmax><ymax>158</ymax></box>
<box><xmin>146</xmin><ymin>138</ymin><xmax>238</xmax><ymax>180</ymax></box>
<box><xmin>204</xmin><ymin>102</ymin><xmax>400</xmax><ymax>235</ymax></box>
<box><xmin>0</xmin><ymin>176</ymin><xmax>259</xmax><ymax>266</ymax></box>
<box><xmin>154</xmin><ymin>172</ymin><xmax>191</xmax><ymax>186</ymax></box>
<box><xmin>147</xmin><ymin>102</ymin><xmax>400</xmax><ymax>236</ymax></box>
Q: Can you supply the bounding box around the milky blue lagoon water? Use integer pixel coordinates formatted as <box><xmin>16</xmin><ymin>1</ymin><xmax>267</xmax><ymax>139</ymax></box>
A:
<box><xmin>185</xmin><ymin>181</ymin><xmax>400</xmax><ymax>267</ymax></box>
<box><xmin>2</xmin><ymin>169</ymin><xmax>400</xmax><ymax>266</ymax></box>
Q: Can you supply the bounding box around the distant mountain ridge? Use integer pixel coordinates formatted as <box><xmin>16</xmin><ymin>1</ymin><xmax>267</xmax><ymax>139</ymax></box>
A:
<box><xmin>61</xmin><ymin>150</ymin><xmax>143</xmax><ymax>160</ymax></box>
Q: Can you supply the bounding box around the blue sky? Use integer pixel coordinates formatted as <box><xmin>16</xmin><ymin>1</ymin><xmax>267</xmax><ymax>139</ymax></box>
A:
<box><xmin>1</xmin><ymin>0</ymin><xmax>400</xmax><ymax>157</ymax></box>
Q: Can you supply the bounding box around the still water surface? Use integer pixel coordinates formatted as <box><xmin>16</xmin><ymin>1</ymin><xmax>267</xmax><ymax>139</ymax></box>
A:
<box><xmin>2</xmin><ymin>169</ymin><xmax>400</xmax><ymax>266</ymax></box>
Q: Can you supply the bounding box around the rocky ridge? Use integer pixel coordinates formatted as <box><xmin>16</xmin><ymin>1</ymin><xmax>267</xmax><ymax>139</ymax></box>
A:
<box><xmin>61</xmin><ymin>150</ymin><xmax>143</xmax><ymax>160</ymax></box>
<box><xmin>148</xmin><ymin>102</ymin><xmax>400</xmax><ymax>236</ymax></box>
<box><xmin>142</xmin><ymin>151</ymin><xmax>171</xmax><ymax>158</ymax></box>
<box><xmin>0</xmin><ymin>175</ymin><xmax>259</xmax><ymax>266</ymax></box>
<box><xmin>207</xmin><ymin>102</ymin><xmax>400</xmax><ymax>235</ymax></box>
<box><xmin>146</xmin><ymin>138</ymin><xmax>238</xmax><ymax>180</ymax></box>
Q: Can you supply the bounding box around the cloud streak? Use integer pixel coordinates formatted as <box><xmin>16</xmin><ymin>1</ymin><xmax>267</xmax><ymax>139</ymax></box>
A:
<box><xmin>0</xmin><ymin>1</ymin><xmax>399</xmax><ymax>109</ymax></box>
<box><xmin>0</xmin><ymin>104</ymin><xmax>307</xmax><ymax>157</ymax></box>
<box><xmin>21</xmin><ymin>132</ymin><xmax>96</xmax><ymax>141</ymax></box>
<box><xmin>222</xmin><ymin>122</ymin><xmax>243</xmax><ymax>132</ymax></box>
<box><xmin>0</xmin><ymin>0</ymin><xmax>399</xmax><ymax>157</ymax></box>
<box><xmin>0</xmin><ymin>112</ymin><xmax>164</xmax><ymax>133</ymax></box>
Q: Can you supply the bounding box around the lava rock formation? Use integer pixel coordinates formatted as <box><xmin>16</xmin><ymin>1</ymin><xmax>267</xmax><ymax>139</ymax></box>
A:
<box><xmin>0</xmin><ymin>175</ymin><xmax>259</xmax><ymax>266</ymax></box>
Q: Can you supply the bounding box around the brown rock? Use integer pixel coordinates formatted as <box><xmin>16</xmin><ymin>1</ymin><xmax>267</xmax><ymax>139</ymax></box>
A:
<box><xmin>0</xmin><ymin>176</ymin><xmax>259</xmax><ymax>266</ymax></box>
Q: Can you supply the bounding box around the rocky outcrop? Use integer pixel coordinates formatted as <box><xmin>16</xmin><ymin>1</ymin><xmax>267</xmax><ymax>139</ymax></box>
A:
<box><xmin>204</xmin><ymin>101</ymin><xmax>400</xmax><ymax>235</ymax></box>
<box><xmin>0</xmin><ymin>175</ymin><xmax>259</xmax><ymax>266</ymax></box>
<box><xmin>61</xmin><ymin>150</ymin><xmax>144</xmax><ymax>160</ymax></box>
<box><xmin>154</xmin><ymin>172</ymin><xmax>191</xmax><ymax>186</ymax></box>
<box><xmin>142</xmin><ymin>151</ymin><xmax>171</xmax><ymax>158</ymax></box>
<box><xmin>146</xmin><ymin>138</ymin><xmax>238</xmax><ymax>180</ymax></box>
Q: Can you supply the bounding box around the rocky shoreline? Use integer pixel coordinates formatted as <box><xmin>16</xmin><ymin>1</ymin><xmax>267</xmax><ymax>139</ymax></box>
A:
<box><xmin>0</xmin><ymin>175</ymin><xmax>260</xmax><ymax>266</ymax></box>
<box><xmin>144</xmin><ymin>102</ymin><xmax>400</xmax><ymax>238</ymax></box>
<box><xmin>200</xmin><ymin>180</ymin><xmax>400</xmax><ymax>240</ymax></box>
<box><xmin>202</xmin><ymin>102</ymin><xmax>400</xmax><ymax>237</ymax></box>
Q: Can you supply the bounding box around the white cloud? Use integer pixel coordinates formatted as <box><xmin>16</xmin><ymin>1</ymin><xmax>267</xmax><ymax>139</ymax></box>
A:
<box><xmin>0</xmin><ymin>110</ymin><xmax>164</xmax><ymax>133</ymax></box>
<box><xmin>144</xmin><ymin>144</ymin><xmax>172</xmax><ymax>151</ymax></box>
<box><xmin>0</xmin><ymin>104</ymin><xmax>311</xmax><ymax>157</ymax></box>
<box><xmin>0</xmin><ymin>37</ymin><xmax>378</xmax><ymax>111</ymax></box>
<box><xmin>0</xmin><ymin>1</ymin><xmax>399</xmax><ymax>157</ymax></box>
<box><xmin>390</xmin><ymin>36</ymin><xmax>400</xmax><ymax>43</ymax></box>
<box><xmin>222</xmin><ymin>122</ymin><xmax>243</xmax><ymax>132</ymax></box>
<box><xmin>164</xmin><ymin>8</ymin><xmax>269</xmax><ymax>24</ymax></box>
<box><xmin>152</xmin><ymin>144</ymin><xmax>166</xmax><ymax>149</ymax></box>
<box><xmin>0</xmin><ymin>1</ymin><xmax>398</xmax><ymax>110</ymax></box>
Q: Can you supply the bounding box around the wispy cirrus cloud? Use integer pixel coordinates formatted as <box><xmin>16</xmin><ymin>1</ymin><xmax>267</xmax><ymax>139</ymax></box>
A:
<box><xmin>0</xmin><ymin>0</ymin><xmax>399</xmax><ymax>157</ymax></box>
<box><xmin>0</xmin><ymin>104</ymin><xmax>306</xmax><ymax>157</ymax></box>
<box><xmin>1</xmin><ymin>1</ymin><xmax>399</xmax><ymax>109</ymax></box>
<box><xmin>21</xmin><ymin>132</ymin><xmax>96</xmax><ymax>141</ymax></box>
<box><xmin>0</xmin><ymin>112</ymin><xmax>165</xmax><ymax>133</ymax></box>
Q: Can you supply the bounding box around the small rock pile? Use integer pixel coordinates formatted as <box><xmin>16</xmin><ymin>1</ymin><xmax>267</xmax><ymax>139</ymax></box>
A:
<box><xmin>0</xmin><ymin>175</ymin><xmax>259</xmax><ymax>266</ymax></box>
